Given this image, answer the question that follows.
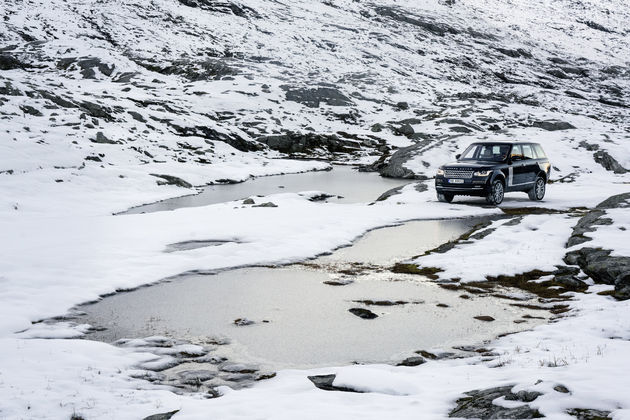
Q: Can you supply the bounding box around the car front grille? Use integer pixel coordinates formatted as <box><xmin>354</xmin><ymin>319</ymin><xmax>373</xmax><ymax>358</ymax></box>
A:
<box><xmin>444</xmin><ymin>168</ymin><xmax>473</xmax><ymax>178</ymax></box>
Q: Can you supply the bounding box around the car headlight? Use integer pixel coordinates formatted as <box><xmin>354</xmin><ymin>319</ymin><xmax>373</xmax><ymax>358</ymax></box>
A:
<box><xmin>474</xmin><ymin>170</ymin><xmax>491</xmax><ymax>177</ymax></box>
<box><xmin>436</xmin><ymin>168</ymin><xmax>445</xmax><ymax>176</ymax></box>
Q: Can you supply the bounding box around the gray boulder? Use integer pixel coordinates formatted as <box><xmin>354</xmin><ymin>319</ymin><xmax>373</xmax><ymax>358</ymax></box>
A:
<box><xmin>449</xmin><ymin>385</ymin><xmax>543</xmax><ymax>419</ymax></box>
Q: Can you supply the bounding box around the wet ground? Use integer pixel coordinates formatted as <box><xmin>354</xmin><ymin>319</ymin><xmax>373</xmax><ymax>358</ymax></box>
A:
<box><xmin>48</xmin><ymin>167</ymin><xmax>549</xmax><ymax>395</ymax></box>
<box><xmin>124</xmin><ymin>165</ymin><xmax>411</xmax><ymax>214</ymax></box>
<box><xmin>72</xmin><ymin>218</ymin><xmax>547</xmax><ymax>394</ymax></box>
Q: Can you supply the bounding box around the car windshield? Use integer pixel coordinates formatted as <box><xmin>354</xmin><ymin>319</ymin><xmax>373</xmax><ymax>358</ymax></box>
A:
<box><xmin>459</xmin><ymin>144</ymin><xmax>511</xmax><ymax>162</ymax></box>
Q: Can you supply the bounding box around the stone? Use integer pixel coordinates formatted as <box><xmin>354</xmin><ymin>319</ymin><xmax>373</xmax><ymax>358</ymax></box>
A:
<box><xmin>566</xmin><ymin>408</ymin><xmax>612</xmax><ymax>420</ymax></box>
<box><xmin>257</xmin><ymin>132</ymin><xmax>360</xmax><ymax>156</ymax></box>
<box><xmin>233</xmin><ymin>318</ymin><xmax>255</xmax><ymax>326</ymax></box>
<box><xmin>449</xmin><ymin>385</ymin><xmax>543</xmax><ymax>419</ymax></box>
<box><xmin>19</xmin><ymin>105</ymin><xmax>43</xmax><ymax>116</ymax></box>
<box><xmin>396</xmin><ymin>123</ymin><xmax>415</xmax><ymax>137</ymax></box>
<box><xmin>92</xmin><ymin>132</ymin><xmax>117</xmax><ymax>144</ymax></box>
<box><xmin>396</xmin><ymin>356</ymin><xmax>426</xmax><ymax>366</ymax></box>
<box><xmin>283</xmin><ymin>86</ymin><xmax>353</xmax><ymax>108</ymax></box>
<box><xmin>142</xmin><ymin>410</ymin><xmax>179</xmax><ymax>420</ymax></box>
<box><xmin>252</xmin><ymin>202</ymin><xmax>277</xmax><ymax>208</ymax></box>
<box><xmin>178</xmin><ymin>370</ymin><xmax>216</xmax><ymax>385</ymax></box>
<box><xmin>593</xmin><ymin>151</ymin><xmax>627</xmax><ymax>174</ymax></box>
<box><xmin>150</xmin><ymin>174</ymin><xmax>193</xmax><ymax>188</ymax></box>
<box><xmin>307</xmin><ymin>374</ymin><xmax>363</xmax><ymax>393</ymax></box>
<box><xmin>348</xmin><ymin>307</ymin><xmax>378</xmax><ymax>319</ymax></box>
<box><xmin>474</xmin><ymin>315</ymin><xmax>495</xmax><ymax>322</ymax></box>
<box><xmin>242</xmin><ymin>198</ymin><xmax>255</xmax><ymax>205</ymax></box>
<box><xmin>532</xmin><ymin>120</ymin><xmax>576</xmax><ymax>131</ymax></box>
<box><xmin>379</xmin><ymin>144</ymin><xmax>424</xmax><ymax>179</ymax></box>
<box><xmin>553</xmin><ymin>384</ymin><xmax>570</xmax><ymax>393</ymax></box>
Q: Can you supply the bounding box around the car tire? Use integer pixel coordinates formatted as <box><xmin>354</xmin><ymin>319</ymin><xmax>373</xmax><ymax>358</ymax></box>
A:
<box><xmin>486</xmin><ymin>179</ymin><xmax>504</xmax><ymax>205</ymax></box>
<box><xmin>528</xmin><ymin>176</ymin><xmax>546</xmax><ymax>201</ymax></box>
<box><xmin>437</xmin><ymin>192</ymin><xmax>454</xmax><ymax>203</ymax></box>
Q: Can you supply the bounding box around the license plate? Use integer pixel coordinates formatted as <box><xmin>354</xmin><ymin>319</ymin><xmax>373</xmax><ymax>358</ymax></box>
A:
<box><xmin>448</xmin><ymin>179</ymin><xmax>464</xmax><ymax>184</ymax></box>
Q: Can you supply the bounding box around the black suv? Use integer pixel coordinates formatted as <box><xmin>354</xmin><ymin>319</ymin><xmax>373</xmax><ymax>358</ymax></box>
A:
<box><xmin>435</xmin><ymin>142</ymin><xmax>551</xmax><ymax>205</ymax></box>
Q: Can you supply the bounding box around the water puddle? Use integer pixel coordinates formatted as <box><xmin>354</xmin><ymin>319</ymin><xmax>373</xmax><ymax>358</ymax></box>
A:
<box><xmin>124</xmin><ymin>165</ymin><xmax>411</xmax><ymax>214</ymax></box>
<box><xmin>71</xmin><ymin>218</ymin><xmax>548</xmax><ymax>394</ymax></box>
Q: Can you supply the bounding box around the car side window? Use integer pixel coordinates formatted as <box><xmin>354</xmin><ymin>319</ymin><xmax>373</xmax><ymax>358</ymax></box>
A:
<box><xmin>510</xmin><ymin>144</ymin><xmax>523</xmax><ymax>159</ymax></box>
<box><xmin>522</xmin><ymin>144</ymin><xmax>534</xmax><ymax>159</ymax></box>
<box><xmin>533</xmin><ymin>144</ymin><xmax>546</xmax><ymax>158</ymax></box>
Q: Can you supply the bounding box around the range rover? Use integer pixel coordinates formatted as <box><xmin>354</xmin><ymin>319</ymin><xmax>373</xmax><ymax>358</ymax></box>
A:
<box><xmin>435</xmin><ymin>141</ymin><xmax>551</xmax><ymax>205</ymax></box>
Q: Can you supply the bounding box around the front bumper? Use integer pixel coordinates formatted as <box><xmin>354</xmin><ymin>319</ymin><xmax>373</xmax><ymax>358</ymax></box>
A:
<box><xmin>435</xmin><ymin>176</ymin><xmax>491</xmax><ymax>196</ymax></box>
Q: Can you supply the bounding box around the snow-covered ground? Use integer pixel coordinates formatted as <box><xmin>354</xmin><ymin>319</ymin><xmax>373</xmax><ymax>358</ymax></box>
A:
<box><xmin>2</xmin><ymin>0</ymin><xmax>630</xmax><ymax>418</ymax></box>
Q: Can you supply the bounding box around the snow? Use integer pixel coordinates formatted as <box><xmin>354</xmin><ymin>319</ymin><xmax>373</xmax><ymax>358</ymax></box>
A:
<box><xmin>1</xmin><ymin>0</ymin><xmax>630</xmax><ymax>418</ymax></box>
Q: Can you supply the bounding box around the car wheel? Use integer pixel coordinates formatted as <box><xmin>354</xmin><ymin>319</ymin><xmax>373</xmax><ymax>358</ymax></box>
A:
<box><xmin>437</xmin><ymin>192</ymin><xmax>454</xmax><ymax>203</ymax></box>
<box><xmin>528</xmin><ymin>176</ymin><xmax>546</xmax><ymax>201</ymax></box>
<box><xmin>486</xmin><ymin>180</ymin><xmax>504</xmax><ymax>205</ymax></box>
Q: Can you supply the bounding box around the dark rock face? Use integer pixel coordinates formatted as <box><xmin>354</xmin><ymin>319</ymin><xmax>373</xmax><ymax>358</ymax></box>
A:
<box><xmin>307</xmin><ymin>374</ymin><xmax>363</xmax><ymax>393</ymax></box>
<box><xmin>532</xmin><ymin>120</ymin><xmax>576</xmax><ymax>131</ymax></box>
<box><xmin>283</xmin><ymin>86</ymin><xmax>354</xmax><ymax>108</ymax></box>
<box><xmin>177</xmin><ymin>0</ymin><xmax>259</xmax><ymax>18</ymax></box>
<box><xmin>257</xmin><ymin>132</ymin><xmax>360</xmax><ymax>155</ymax></box>
<box><xmin>19</xmin><ymin>105</ymin><xmax>42</xmax><ymax>116</ymax></box>
<box><xmin>374</xmin><ymin>6</ymin><xmax>459</xmax><ymax>36</ymax></box>
<box><xmin>92</xmin><ymin>131</ymin><xmax>117</xmax><ymax>144</ymax></box>
<box><xmin>0</xmin><ymin>54</ymin><xmax>27</xmax><ymax>70</ymax></box>
<box><xmin>566</xmin><ymin>408</ymin><xmax>612</xmax><ymax>420</ymax></box>
<box><xmin>170</xmin><ymin>123</ymin><xmax>262</xmax><ymax>152</ymax></box>
<box><xmin>564</xmin><ymin>193</ymin><xmax>630</xmax><ymax>300</ymax></box>
<box><xmin>396</xmin><ymin>356</ymin><xmax>426</xmax><ymax>366</ymax></box>
<box><xmin>150</xmin><ymin>173</ymin><xmax>193</xmax><ymax>188</ymax></box>
<box><xmin>379</xmin><ymin>144</ymin><xmax>425</xmax><ymax>179</ymax></box>
<box><xmin>142</xmin><ymin>410</ymin><xmax>179</xmax><ymax>420</ymax></box>
<box><xmin>449</xmin><ymin>385</ymin><xmax>543</xmax><ymax>419</ymax></box>
<box><xmin>136</xmin><ymin>57</ymin><xmax>237</xmax><ymax>81</ymax></box>
<box><xmin>593</xmin><ymin>150</ymin><xmax>628</xmax><ymax>174</ymax></box>
<box><xmin>348</xmin><ymin>307</ymin><xmax>378</xmax><ymax>319</ymax></box>
<box><xmin>473</xmin><ymin>315</ymin><xmax>495</xmax><ymax>322</ymax></box>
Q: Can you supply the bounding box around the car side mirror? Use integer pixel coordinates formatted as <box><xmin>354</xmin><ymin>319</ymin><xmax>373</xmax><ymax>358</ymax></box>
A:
<box><xmin>455</xmin><ymin>154</ymin><xmax>461</xmax><ymax>160</ymax></box>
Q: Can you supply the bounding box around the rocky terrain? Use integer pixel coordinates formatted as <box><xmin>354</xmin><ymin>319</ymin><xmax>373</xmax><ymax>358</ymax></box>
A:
<box><xmin>1</xmin><ymin>0</ymin><xmax>630</xmax><ymax>419</ymax></box>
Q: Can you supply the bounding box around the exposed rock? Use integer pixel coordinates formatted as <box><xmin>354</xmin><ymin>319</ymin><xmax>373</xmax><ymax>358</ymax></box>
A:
<box><xmin>128</xmin><ymin>111</ymin><xmax>146</xmax><ymax>122</ymax></box>
<box><xmin>396</xmin><ymin>123</ymin><xmax>415</xmax><ymax>137</ymax></box>
<box><xmin>593</xmin><ymin>151</ymin><xmax>628</xmax><ymax>174</ymax></box>
<box><xmin>220</xmin><ymin>363</ymin><xmax>259</xmax><ymax>374</ymax></box>
<box><xmin>233</xmin><ymin>318</ymin><xmax>255</xmax><ymax>326</ymax></box>
<box><xmin>177</xmin><ymin>0</ymin><xmax>259</xmax><ymax>18</ymax></box>
<box><xmin>581</xmin><ymin>20</ymin><xmax>613</xmax><ymax>33</ymax></box>
<box><xmin>307</xmin><ymin>374</ymin><xmax>363</xmax><ymax>393</ymax></box>
<box><xmin>19</xmin><ymin>105</ymin><xmax>42</xmax><ymax>116</ymax></box>
<box><xmin>150</xmin><ymin>173</ymin><xmax>193</xmax><ymax>188</ymax></box>
<box><xmin>170</xmin><ymin>124</ymin><xmax>261</xmax><ymax>152</ymax></box>
<box><xmin>553</xmin><ymin>384</ymin><xmax>570</xmax><ymax>393</ymax></box>
<box><xmin>0</xmin><ymin>54</ymin><xmax>27</xmax><ymax>70</ymax></box>
<box><xmin>473</xmin><ymin>315</ymin><xmax>495</xmax><ymax>322</ymax></box>
<box><xmin>379</xmin><ymin>144</ymin><xmax>425</xmax><ymax>179</ymax></box>
<box><xmin>449</xmin><ymin>385</ymin><xmax>543</xmax><ymax>419</ymax></box>
<box><xmin>566</xmin><ymin>408</ymin><xmax>612</xmax><ymax>420</ymax></box>
<box><xmin>374</xmin><ymin>6</ymin><xmax>460</xmax><ymax>36</ymax></box>
<box><xmin>257</xmin><ymin>132</ymin><xmax>361</xmax><ymax>155</ymax></box>
<box><xmin>242</xmin><ymin>198</ymin><xmax>255</xmax><ymax>205</ymax></box>
<box><xmin>252</xmin><ymin>202</ymin><xmax>277</xmax><ymax>208</ymax></box>
<box><xmin>495</xmin><ymin>48</ymin><xmax>533</xmax><ymax>59</ymax></box>
<box><xmin>142</xmin><ymin>411</ymin><xmax>179</xmax><ymax>420</ymax></box>
<box><xmin>396</xmin><ymin>356</ymin><xmax>426</xmax><ymax>366</ymax></box>
<box><xmin>178</xmin><ymin>370</ymin><xmax>216</xmax><ymax>385</ymax></box>
<box><xmin>0</xmin><ymin>81</ymin><xmax>22</xmax><ymax>96</ymax></box>
<box><xmin>92</xmin><ymin>131</ymin><xmax>117</xmax><ymax>144</ymax></box>
<box><xmin>348</xmin><ymin>307</ymin><xmax>378</xmax><ymax>319</ymax></box>
<box><xmin>596</xmin><ymin>193</ymin><xmax>630</xmax><ymax>209</ymax></box>
<box><xmin>80</xmin><ymin>101</ymin><xmax>115</xmax><ymax>121</ymax></box>
<box><xmin>532</xmin><ymin>120</ymin><xmax>576</xmax><ymax>131</ymax></box>
<box><xmin>283</xmin><ymin>86</ymin><xmax>353</xmax><ymax>108</ymax></box>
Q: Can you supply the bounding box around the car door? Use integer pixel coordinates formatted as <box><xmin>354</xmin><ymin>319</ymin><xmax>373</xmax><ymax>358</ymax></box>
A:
<box><xmin>520</xmin><ymin>144</ymin><xmax>538</xmax><ymax>184</ymax></box>
<box><xmin>508</xmin><ymin>144</ymin><xmax>526</xmax><ymax>188</ymax></box>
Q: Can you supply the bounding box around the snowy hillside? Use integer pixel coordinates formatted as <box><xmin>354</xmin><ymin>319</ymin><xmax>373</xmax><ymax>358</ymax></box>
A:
<box><xmin>1</xmin><ymin>0</ymin><xmax>630</xmax><ymax>419</ymax></box>
<box><xmin>2</xmin><ymin>0</ymin><xmax>629</xmax><ymax>215</ymax></box>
